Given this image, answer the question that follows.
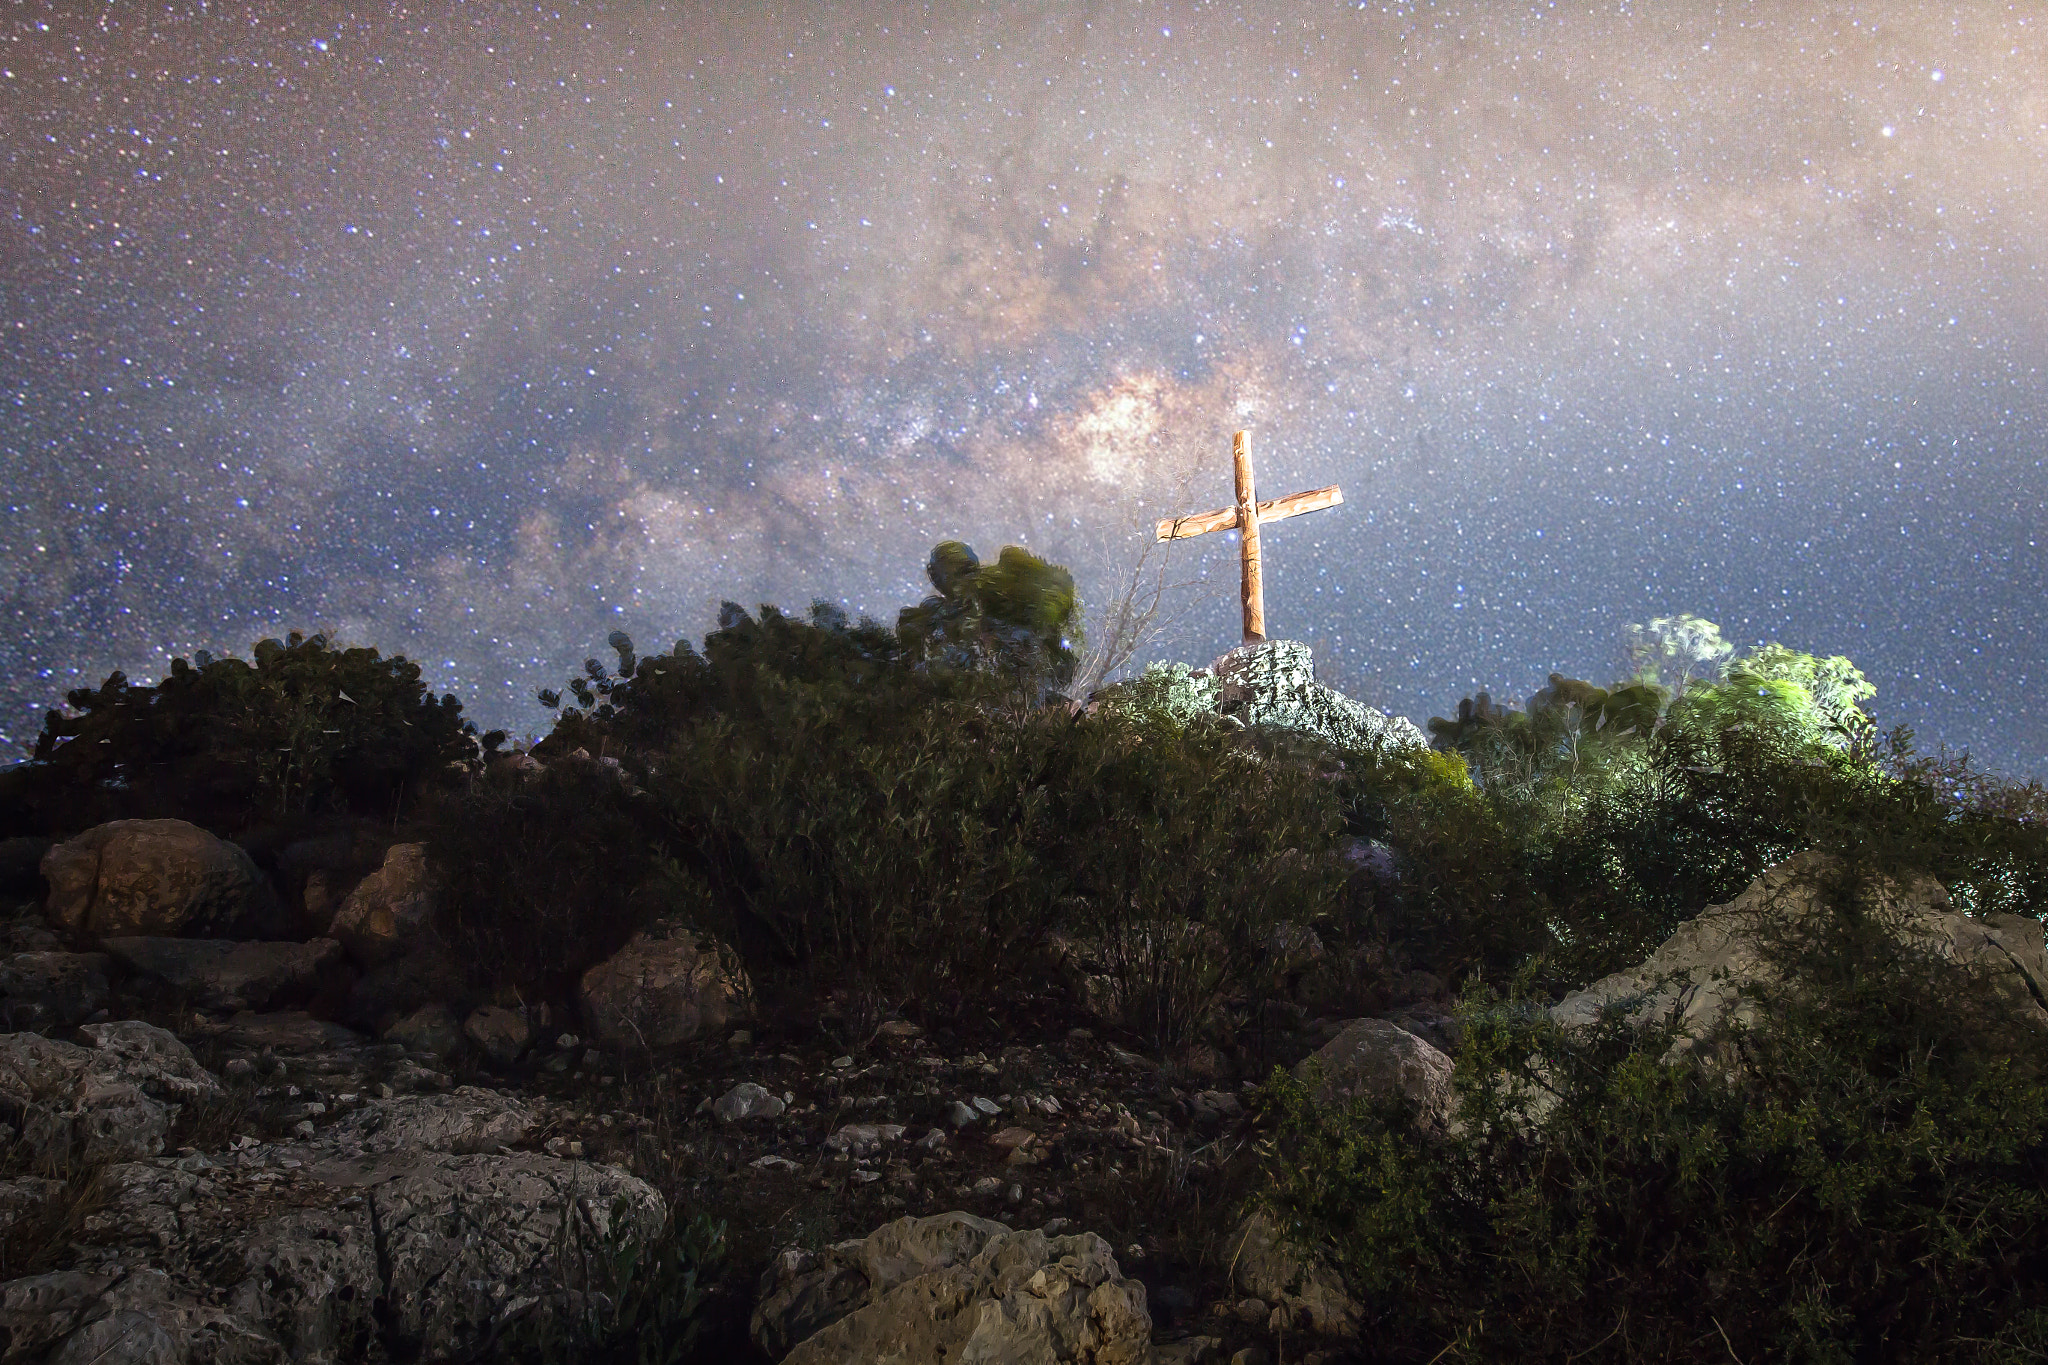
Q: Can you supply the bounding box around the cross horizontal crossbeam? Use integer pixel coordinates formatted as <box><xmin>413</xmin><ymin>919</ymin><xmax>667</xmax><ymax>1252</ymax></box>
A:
<box><xmin>1154</xmin><ymin>483</ymin><xmax>1343</xmax><ymax>542</ymax></box>
<box><xmin>1154</xmin><ymin>431</ymin><xmax>1342</xmax><ymax>642</ymax></box>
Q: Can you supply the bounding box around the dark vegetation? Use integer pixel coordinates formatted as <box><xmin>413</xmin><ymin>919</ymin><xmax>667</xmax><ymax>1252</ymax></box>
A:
<box><xmin>7</xmin><ymin>555</ymin><xmax>2048</xmax><ymax>1361</ymax></box>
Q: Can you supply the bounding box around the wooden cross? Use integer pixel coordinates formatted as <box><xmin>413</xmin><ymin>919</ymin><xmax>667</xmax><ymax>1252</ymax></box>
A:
<box><xmin>1155</xmin><ymin>430</ymin><xmax>1343</xmax><ymax>643</ymax></box>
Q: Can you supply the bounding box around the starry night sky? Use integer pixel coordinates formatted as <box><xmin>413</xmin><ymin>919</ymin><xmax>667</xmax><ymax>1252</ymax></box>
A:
<box><xmin>5</xmin><ymin>3</ymin><xmax>2046</xmax><ymax>774</ymax></box>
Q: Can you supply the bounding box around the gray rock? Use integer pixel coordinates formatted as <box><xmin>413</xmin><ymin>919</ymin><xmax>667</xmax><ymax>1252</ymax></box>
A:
<box><xmin>0</xmin><ymin>950</ymin><xmax>114</xmax><ymax>1030</ymax></box>
<box><xmin>41</xmin><ymin>819</ymin><xmax>283</xmax><ymax>941</ymax></box>
<box><xmin>0</xmin><ymin>1174</ymin><xmax>66</xmax><ymax>1236</ymax></box>
<box><xmin>1294</xmin><ymin>1018</ymin><xmax>1455</xmax><ymax>1133</ymax></box>
<box><xmin>823</xmin><ymin>1123</ymin><xmax>904</xmax><ymax>1158</ymax></box>
<box><xmin>0</xmin><ymin>1269</ymin><xmax>119</xmax><ymax>1361</ymax></box>
<box><xmin>578</xmin><ymin>920</ymin><xmax>750</xmax><ymax>1051</ymax></box>
<box><xmin>713</xmin><ymin>1081</ymin><xmax>786</xmax><ymax>1122</ymax></box>
<box><xmin>382</xmin><ymin>1002</ymin><xmax>464</xmax><ymax>1059</ymax></box>
<box><xmin>78</xmin><ymin>1020</ymin><xmax>223</xmax><ymax>1100</ymax></box>
<box><xmin>462</xmin><ymin>1004</ymin><xmax>531</xmax><ymax>1065</ymax></box>
<box><xmin>1227</xmin><ymin>1209</ymin><xmax>1360</xmax><ymax>1339</ymax></box>
<box><xmin>355</xmin><ymin>1149</ymin><xmax>664</xmax><ymax>1360</ymax></box>
<box><xmin>226</xmin><ymin>1208</ymin><xmax>379</xmax><ymax>1362</ymax></box>
<box><xmin>754</xmin><ymin>1211</ymin><xmax>1153</xmax><ymax>1365</ymax></box>
<box><xmin>322</xmin><ymin>1085</ymin><xmax>535</xmax><ymax>1154</ymax></box>
<box><xmin>202</xmin><ymin>1010</ymin><xmax>369</xmax><ymax>1055</ymax></box>
<box><xmin>0</xmin><ymin>1022</ymin><xmax>219</xmax><ymax>1167</ymax></box>
<box><xmin>327</xmin><ymin>843</ymin><xmax>435</xmax><ymax>970</ymax></box>
<box><xmin>99</xmin><ymin>937</ymin><xmax>347</xmax><ymax>1013</ymax></box>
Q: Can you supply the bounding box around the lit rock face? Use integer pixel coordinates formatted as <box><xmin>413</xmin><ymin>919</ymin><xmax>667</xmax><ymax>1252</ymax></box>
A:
<box><xmin>578</xmin><ymin>918</ymin><xmax>751</xmax><ymax>1051</ymax></box>
<box><xmin>752</xmin><ymin>1211</ymin><xmax>1153</xmax><ymax>1365</ymax></box>
<box><xmin>1201</xmin><ymin>640</ymin><xmax>1427</xmax><ymax>757</ymax></box>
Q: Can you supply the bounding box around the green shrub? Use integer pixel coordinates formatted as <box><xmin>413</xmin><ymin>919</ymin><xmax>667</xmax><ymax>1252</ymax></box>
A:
<box><xmin>1</xmin><ymin>631</ymin><xmax>491</xmax><ymax>835</ymax></box>
<box><xmin>413</xmin><ymin>750</ymin><xmax>666</xmax><ymax>1003</ymax></box>
<box><xmin>488</xmin><ymin>1197</ymin><xmax>727</xmax><ymax>1365</ymax></box>
<box><xmin>639</xmin><ymin>681</ymin><xmax>1345</xmax><ymax>1050</ymax></box>
<box><xmin>1258</xmin><ymin>851</ymin><xmax>2048</xmax><ymax>1363</ymax></box>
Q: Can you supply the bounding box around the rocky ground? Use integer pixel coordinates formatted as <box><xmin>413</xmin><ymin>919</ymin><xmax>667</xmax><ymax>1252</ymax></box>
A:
<box><xmin>10</xmin><ymin>809</ymin><xmax>2039</xmax><ymax>1364</ymax></box>
<box><xmin>0</xmin><ymin>832</ymin><xmax>1416</xmax><ymax>1364</ymax></box>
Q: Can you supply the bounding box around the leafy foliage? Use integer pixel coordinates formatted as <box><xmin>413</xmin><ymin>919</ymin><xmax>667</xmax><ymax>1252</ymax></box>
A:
<box><xmin>895</xmin><ymin>540</ymin><xmax>1083</xmax><ymax>694</ymax></box>
<box><xmin>490</xmin><ymin>1198</ymin><xmax>727</xmax><ymax>1365</ymax></box>
<box><xmin>0</xmin><ymin>630</ymin><xmax>490</xmax><ymax>835</ymax></box>
<box><xmin>1259</xmin><ymin>852</ymin><xmax>2048</xmax><ymax>1364</ymax></box>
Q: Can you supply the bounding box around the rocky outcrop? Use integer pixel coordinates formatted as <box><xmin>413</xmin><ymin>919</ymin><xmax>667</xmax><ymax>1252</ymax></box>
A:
<box><xmin>99</xmin><ymin>936</ymin><xmax>349</xmax><ymax>1013</ymax></box>
<box><xmin>578</xmin><ymin>918</ymin><xmax>750</xmax><ymax>1050</ymax></box>
<box><xmin>752</xmin><ymin>1211</ymin><xmax>1153</xmax><ymax>1365</ymax></box>
<box><xmin>1202</xmin><ymin>640</ymin><xmax>1426</xmax><ymax>758</ymax></box>
<box><xmin>41</xmin><ymin>819</ymin><xmax>282</xmax><ymax>942</ymax></box>
<box><xmin>0</xmin><ymin>1021</ymin><xmax>220</xmax><ymax>1167</ymax></box>
<box><xmin>1292</xmin><ymin>1017</ymin><xmax>1454</xmax><ymax>1133</ymax></box>
<box><xmin>0</xmin><ymin>1017</ymin><xmax>664</xmax><ymax>1364</ymax></box>
<box><xmin>1552</xmin><ymin>851</ymin><xmax>2048</xmax><ymax>1069</ymax></box>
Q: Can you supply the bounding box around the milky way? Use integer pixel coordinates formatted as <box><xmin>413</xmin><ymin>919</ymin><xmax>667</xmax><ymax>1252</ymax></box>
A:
<box><xmin>4</xmin><ymin>2</ymin><xmax>2046</xmax><ymax>774</ymax></box>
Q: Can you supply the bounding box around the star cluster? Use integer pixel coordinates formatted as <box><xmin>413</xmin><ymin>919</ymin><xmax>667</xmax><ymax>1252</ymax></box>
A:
<box><xmin>4</xmin><ymin>2</ymin><xmax>2045</xmax><ymax>772</ymax></box>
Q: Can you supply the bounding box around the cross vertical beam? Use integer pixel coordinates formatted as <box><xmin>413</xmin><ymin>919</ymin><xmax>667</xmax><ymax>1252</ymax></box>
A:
<box><xmin>1156</xmin><ymin>429</ymin><xmax>1343</xmax><ymax>644</ymax></box>
<box><xmin>1233</xmin><ymin>431</ymin><xmax>1265</xmax><ymax>642</ymax></box>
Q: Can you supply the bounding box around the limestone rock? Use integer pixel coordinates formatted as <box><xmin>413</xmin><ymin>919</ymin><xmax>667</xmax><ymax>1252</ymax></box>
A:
<box><xmin>327</xmin><ymin>843</ymin><xmax>435</xmax><ymax>970</ymax></box>
<box><xmin>1227</xmin><ymin>1209</ymin><xmax>1360</xmax><ymax>1339</ymax></box>
<box><xmin>578</xmin><ymin>921</ymin><xmax>749</xmax><ymax>1050</ymax></box>
<box><xmin>714</xmin><ymin>1081</ymin><xmax>786</xmax><ymax>1121</ymax></box>
<box><xmin>226</xmin><ymin>1208</ymin><xmax>378</xmax><ymax>1362</ymax></box>
<box><xmin>1552</xmin><ymin>851</ymin><xmax>2048</xmax><ymax>1071</ymax></box>
<box><xmin>1201</xmin><ymin>640</ymin><xmax>1426</xmax><ymax>758</ymax></box>
<box><xmin>462</xmin><ymin>1004</ymin><xmax>531</xmax><ymax>1065</ymax></box>
<box><xmin>99</xmin><ymin>936</ymin><xmax>347</xmax><ymax>1013</ymax></box>
<box><xmin>0</xmin><ymin>1174</ymin><xmax>66</xmax><ymax>1237</ymax></box>
<box><xmin>0</xmin><ymin>950</ymin><xmax>114</xmax><ymax>1030</ymax></box>
<box><xmin>41</xmin><ymin>819</ymin><xmax>282</xmax><ymax>941</ymax></box>
<box><xmin>1294</xmin><ymin>1017</ymin><xmax>1454</xmax><ymax>1133</ymax></box>
<box><xmin>0</xmin><ymin>1021</ymin><xmax>219</xmax><ymax>1167</ymax></box>
<box><xmin>322</xmin><ymin>1085</ymin><xmax>535</xmax><ymax>1153</ymax></box>
<box><xmin>382</xmin><ymin>1002</ymin><xmax>464</xmax><ymax>1059</ymax></box>
<box><xmin>356</xmin><ymin>1150</ymin><xmax>664</xmax><ymax>1359</ymax></box>
<box><xmin>753</xmin><ymin>1211</ymin><xmax>1152</xmax><ymax>1365</ymax></box>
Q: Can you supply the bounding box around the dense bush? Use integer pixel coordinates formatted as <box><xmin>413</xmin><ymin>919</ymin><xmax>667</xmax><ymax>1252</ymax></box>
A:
<box><xmin>638</xmin><ymin>677</ymin><xmax>1346</xmax><ymax>1050</ymax></box>
<box><xmin>1259</xmin><ymin>848</ymin><xmax>2048</xmax><ymax>1363</ymax></box>
<box><xmin>0</xmin><ymin>630</ymin><xmax>493</xmax><ymax>836</ymax></box>
<box><xmin>412</xmin><ymin>749</ymin><xmax>669</xmax><ymax>1003</ymax></box>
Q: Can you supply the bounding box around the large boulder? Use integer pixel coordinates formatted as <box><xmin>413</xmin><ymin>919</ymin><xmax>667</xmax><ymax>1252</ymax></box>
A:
<box><xmin>578</xmin><ymin>920</ymin><xmax>749</xmax><ymax>1050</ymax></box>
<box><xmin>41</xmin><ymin>819</ymin><xmax>283</xmax><ymax>942</ymax></box>
<box><xmin>327</xmin><ymin>844</ymin><xmax>435</xmax><ymax>970</ymax></box>
<box><xmin>1293</xmin><ymin>1017</ymin><xmax>1455</xmax><ymax>1133</ymax></box>
<box><xmin>273</xmin><ymin>824</ymin><xmax>393</xmax><ymax>937</ymax></box>
<box><xmin>752</xmin><ymin>1212</ymin><xmax>1152</xmax><ymax>1365</ymax></box>
<box><xmin>1552</xmin><ymin>852</ymin><xmax>2048</xmax><ymax>1070</ymax></box>
<box><xmin>99</xmin><ymin>937</ymin><xmax>349</xmax><ymax>1014</ymax></box>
